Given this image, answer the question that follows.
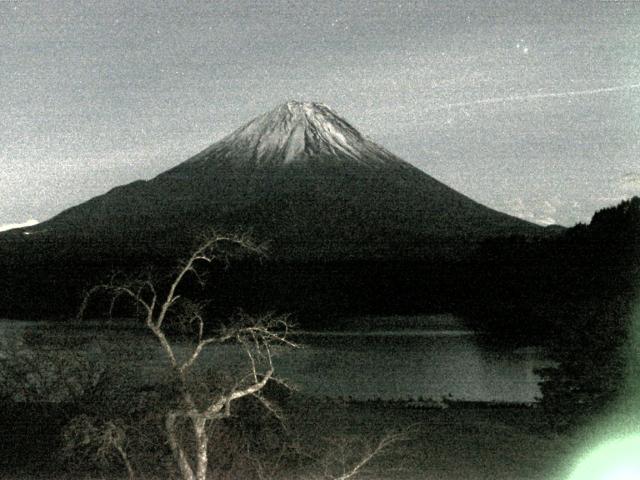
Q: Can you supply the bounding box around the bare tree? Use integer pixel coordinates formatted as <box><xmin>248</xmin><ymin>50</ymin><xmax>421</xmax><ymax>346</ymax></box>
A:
<box><xmin>247</xmin><ymin>429</ymin><xmax>408</xmax><ymax>480</ymax></box>
<box><xmin>78</xmin><ymin>232</ymin><xmax>296</xmax><ymax>480</ymax></box>
<box><xmin>308</xmin><ymin>431</ymin><xmax>408</xmax><ymax>480</ymax></box>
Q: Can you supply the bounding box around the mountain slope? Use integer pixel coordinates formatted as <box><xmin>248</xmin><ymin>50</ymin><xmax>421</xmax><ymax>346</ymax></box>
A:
<box><xmin>26</xmin><ymin>101</ymin><xmax>541</xmax><ymax>259</ymax></box>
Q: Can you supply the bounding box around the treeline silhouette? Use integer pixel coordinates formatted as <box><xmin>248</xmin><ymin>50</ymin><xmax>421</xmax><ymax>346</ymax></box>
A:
<box><xmin>458</xmin><ymin>196</ymin><xmax>639</xmax><ymax>344</ymax></box>
<box><xmin>1</xmin><ymin>198</ymin><xmax>638</xmax><ymax>346</ymax></box>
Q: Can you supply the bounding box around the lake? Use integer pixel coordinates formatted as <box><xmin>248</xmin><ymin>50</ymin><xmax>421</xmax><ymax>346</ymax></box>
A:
<box><xmin>0</xmin><ymin>315</ymin><xmax>550</xmax><ymax>403</ymax></box>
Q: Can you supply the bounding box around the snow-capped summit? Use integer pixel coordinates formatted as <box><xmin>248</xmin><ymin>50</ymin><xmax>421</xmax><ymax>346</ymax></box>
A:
<box><xmin>179</xmin><ymin>101</ymin><xmax>404</xmax><ymax>169</ymax></box>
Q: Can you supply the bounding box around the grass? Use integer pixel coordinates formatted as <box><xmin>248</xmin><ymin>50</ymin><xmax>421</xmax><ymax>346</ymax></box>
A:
<box><xmin>0</xmin><ymin>397</ymin><xmax>579</xmax><ymax>480</ymax></box>
<box><xmin>283</xmin><ymin>397</ymin><xmax>575</xmax><ymax>480</ymax></box>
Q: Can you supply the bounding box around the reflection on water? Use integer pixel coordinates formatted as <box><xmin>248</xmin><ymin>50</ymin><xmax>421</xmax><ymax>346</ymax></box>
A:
<box><xmin>279</xmin><ymin>332</ymin><xmax>548</xmax><ymax>402</ymax></box>
<box><xmin>1</xmin><ymin>317</ymin><xmax>550</xmax><ymax>403</ymax></box>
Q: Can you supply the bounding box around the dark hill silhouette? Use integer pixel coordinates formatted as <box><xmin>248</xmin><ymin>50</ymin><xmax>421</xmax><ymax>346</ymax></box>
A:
<box><xmin>456</xmin><ymin>196</ymin><xmax>640</xmax><ymax>344</ymax></box>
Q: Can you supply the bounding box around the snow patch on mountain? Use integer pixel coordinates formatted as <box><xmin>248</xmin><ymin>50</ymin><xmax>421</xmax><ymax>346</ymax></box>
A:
<box><xmin>181</xmin><ymin>101</ymin><xmax>406</xmax><ymax>170</ymax></box>
<box><xmin>0</xmin><ymin>218</ymin><xmax>39</xmax><ymax>232</ymax></box>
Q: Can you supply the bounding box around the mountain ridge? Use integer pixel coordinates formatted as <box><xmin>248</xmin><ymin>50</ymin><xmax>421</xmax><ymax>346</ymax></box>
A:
<box><xmin>19</xmin><ymin>101</ymin><xmax>542</xmax><ymax>259</ymax></box>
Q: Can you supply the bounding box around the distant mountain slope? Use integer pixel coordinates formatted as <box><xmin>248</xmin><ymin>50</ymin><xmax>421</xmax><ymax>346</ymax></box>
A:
<box><xmin>23</xmin><ymin>101</ymin><xmax>541</xmax><ymax>259</ymax></box>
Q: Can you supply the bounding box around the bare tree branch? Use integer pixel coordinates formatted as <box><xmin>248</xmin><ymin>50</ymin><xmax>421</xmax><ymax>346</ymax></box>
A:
<box><xmin>75</xmin><ymin>231</ymin><xmax>293</xmax><ymax>480</ymax></box>
<box><xmin>332</xmin><ymin>432</ymin><xmax>407</xmax><ymax>480</ymax></box>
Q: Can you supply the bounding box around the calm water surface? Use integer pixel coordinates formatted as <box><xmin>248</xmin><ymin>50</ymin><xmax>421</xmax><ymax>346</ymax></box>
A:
<box><xmin>1</xmin><ymin>316</ymin><xmax>550</xmax><ymax>403</ymax></box>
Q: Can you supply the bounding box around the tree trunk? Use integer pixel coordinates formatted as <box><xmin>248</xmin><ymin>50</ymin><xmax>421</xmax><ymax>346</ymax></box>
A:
<box><xmin>114</xmin><ymin>443</ymin><xmax>136</xmax><ymax>480</ymax></box>
<box><xmin>194</xmin><ymin>417</ymin><xmax>209</xmax><ymax>480</ymax></box>
<box><xmin>166</xmin><ymin>412</ymin><xmax>196</xmax><ymax>480</ymax></box>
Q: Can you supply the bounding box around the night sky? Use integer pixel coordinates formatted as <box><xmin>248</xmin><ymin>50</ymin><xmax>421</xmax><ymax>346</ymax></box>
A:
<box><xmin>2</xmin><ymin>0</ymin><xmax>639</xmax><ymax>230</ymax></box>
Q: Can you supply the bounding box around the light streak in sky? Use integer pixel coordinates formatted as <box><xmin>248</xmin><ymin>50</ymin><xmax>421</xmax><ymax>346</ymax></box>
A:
<box><xmin>429</xmin><ymin>83</ymin><xmax>640</xmax><ymax>112</ymax></box>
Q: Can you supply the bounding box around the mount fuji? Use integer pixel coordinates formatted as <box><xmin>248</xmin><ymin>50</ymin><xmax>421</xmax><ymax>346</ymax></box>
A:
<box><xmin>23</xmin><ymin>101</ymin><xmax>541</xmax><ymax>259</ymax></box>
